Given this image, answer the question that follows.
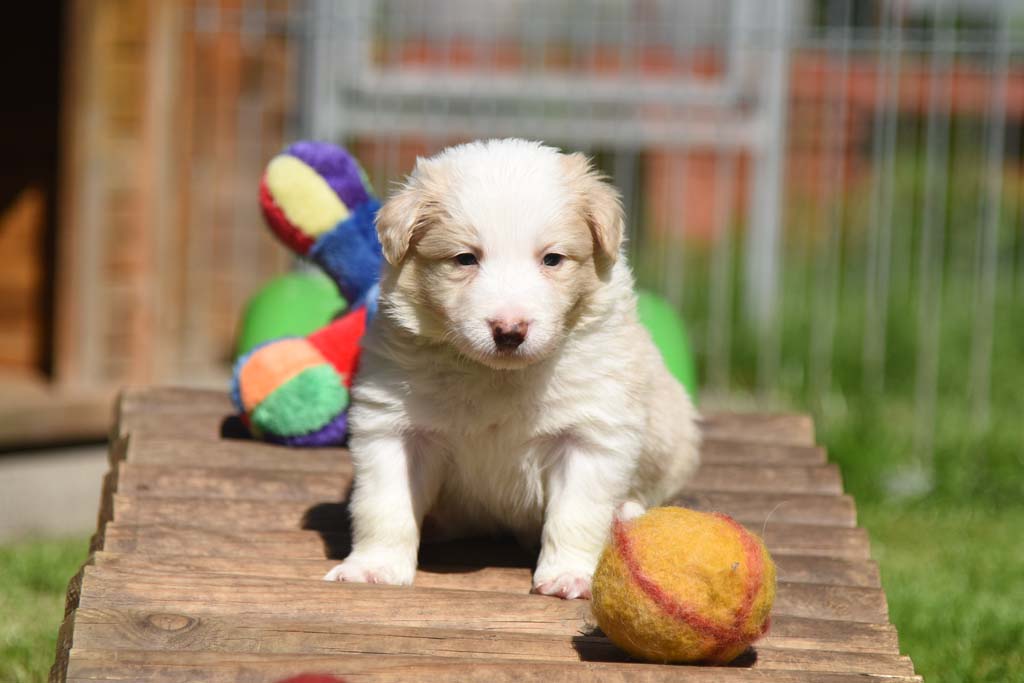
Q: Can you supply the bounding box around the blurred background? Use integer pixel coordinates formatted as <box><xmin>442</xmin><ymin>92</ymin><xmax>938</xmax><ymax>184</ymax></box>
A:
<box><xmin>1</xmin><ymin>1</ymin><xmax>1022</xmax><ymax>681</ymax></box>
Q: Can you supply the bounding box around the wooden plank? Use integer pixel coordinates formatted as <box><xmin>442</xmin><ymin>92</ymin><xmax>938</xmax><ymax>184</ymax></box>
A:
<box><xmin>700</xmin><ymin>413</ymin><xmax>816</xmax><ymax>446</ymax></box>
<box><xmin>99</xmin><ymin>524</ymin><xmax>880</xmax><ymax>583</ymax></box>
<box><xmin>700</xmin><ymin>439</ymin><xmax>827</xmax><ymax>466</ymax></box>
<box><xmin>88</xmin><ymin>553</ymin><xmax>888</xmax><ymax>623</ymax></box>
<box><xmin>690</xmin><ymin>464</ymin><xmax>842</xmax><ymax>495</ymax></box>
<box><xmin>65</xmin><ymin>650</ymin><xmax>920</xmax><ymax>683</ymax></box>
<box><xmin>104</xmin><ymin>496</ymin><xmax>869</xmax><ymax>558</ymax></box>
<box><xmin>75</xmin><ymin>567</ymin><xmax>902</xmax><ymax>654</ymax></box>
<box><xmin>116</xmin><ymin>388</ymin><xmax>818</xmax><ymax>447</ymax></box>
<box><xmin>120</xmin><ymin>433</ymin><xmax>348</xmax><ymax>471</ymax></box>
<box><xmin>66</xmin><ymin>606</ymin><xmax>916</xmax><ymax>676</ymax></box>
<box><xmin>103</xmin><ymin>489</ymin><xmax>858</xmax><ymax>537</ymax></box>
<box><xmin>116</xmin><ymin>411</ymin><xmax>226</xmax><ymax>441</ymax></box>
<box><xmin>118</xmin><ymin>433</ymin><xmax>828</xmax><ymax>471</ymax></box>
<box><xmin>110</xmin><ymin>449</ymin><xmax>857</xmax><ymax>526</ymax></box>
<box><xmin>118</xmin><ymin>386</ymin><xmax>232</xmax><ymax>415</ymax></box>
<box><xmin>115</xmin><ymin>463</ymin><xmax>354</xmax><ymax>500</ymax></box>
<box><xmin>0</xmin><ymin>383</ymin><xmax>113</xmax><ymax>448</ymax></box>
<box><xmin>113</xmin><ymin>461</ymin><xmax>844</xmax><ymax>500</ymax></box>
<box><xmin>668</xmin><ymin>491</ymin><xmax>856</xmax><ymax>527</ymax></box>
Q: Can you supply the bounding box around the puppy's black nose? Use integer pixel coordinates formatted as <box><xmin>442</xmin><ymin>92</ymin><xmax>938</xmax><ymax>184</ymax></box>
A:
<box><xmin>490</xmin><ymin>319</ymin><xmax>529</xmax><ymax>351</ymax></box>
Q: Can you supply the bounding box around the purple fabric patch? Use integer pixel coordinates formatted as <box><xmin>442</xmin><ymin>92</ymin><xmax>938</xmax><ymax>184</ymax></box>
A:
<box><xmin>268</xmin><ymin>410</ymin><xmax>348</xmax><ymax>447</ymax></box>
<box><xmin>284</xmin><ymin>141</ymin><xmax>373</xmax><ymax>211</ymax></box>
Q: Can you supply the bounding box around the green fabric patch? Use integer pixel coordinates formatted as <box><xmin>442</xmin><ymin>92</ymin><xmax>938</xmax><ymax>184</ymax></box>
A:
<box><xmin>251</xmin><ymin>364</ymin><xmax>348</xmax><ymax>436</ymax></box>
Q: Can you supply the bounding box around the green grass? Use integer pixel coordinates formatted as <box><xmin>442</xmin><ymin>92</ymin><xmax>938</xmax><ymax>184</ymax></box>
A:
<box><xmin>0</xmin><ymin>537</ymin><xmax>89</xmax><ymax>683</ymax></box>
<box><xmin>861</xmin><ymin>503</ymin><xmax>1024</xmax><ymax>683</ymax></box>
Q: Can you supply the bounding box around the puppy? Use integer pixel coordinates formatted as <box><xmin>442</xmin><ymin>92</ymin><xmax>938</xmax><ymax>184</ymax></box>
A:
<box><xmin>324</xmin><ymin>139</ymin><xmax>699</xmax><ymax>599</ymax></box>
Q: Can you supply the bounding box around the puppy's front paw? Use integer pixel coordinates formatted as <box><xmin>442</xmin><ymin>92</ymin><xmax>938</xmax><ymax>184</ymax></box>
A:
<box><xmin>531</xmin><ymin>570</ymin><xmax>593</xmax><ymax>600</ymax></box>
<box><xmin>323</xmin><ymin>551</ymin><xmax>416</xmax><ymax>586</ymax></box>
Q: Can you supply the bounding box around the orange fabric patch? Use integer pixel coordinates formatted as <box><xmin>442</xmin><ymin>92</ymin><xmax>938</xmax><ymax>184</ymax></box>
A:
<box><xmin>239</xmin><ymin>338</ymin><xmax>326</xmax><ymax>412</ymax></box>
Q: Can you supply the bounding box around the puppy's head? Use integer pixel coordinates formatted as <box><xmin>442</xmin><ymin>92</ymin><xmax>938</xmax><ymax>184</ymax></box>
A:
<box><xmin>376</xmin><ymin>139</ymin><xmax>624</xmax><ymax>369</ymax></box>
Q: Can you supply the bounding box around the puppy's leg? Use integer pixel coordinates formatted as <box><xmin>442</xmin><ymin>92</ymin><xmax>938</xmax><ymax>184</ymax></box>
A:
<box><xmin>324</xmin><ymin>433</ymin><xmax>441</xmax><ymax>585</ymax></box>
<box><xmin>532</xmin><ymin>444</ymin><xmax>632</xmax><ymax>600</ymax></box>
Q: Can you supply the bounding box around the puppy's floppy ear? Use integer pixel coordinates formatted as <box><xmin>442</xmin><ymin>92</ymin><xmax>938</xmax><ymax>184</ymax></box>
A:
<box><xmin>562</xmin><ymin>152</ymin><xmax>625</xmax><ymax>263</ymax></box>
<box><xmin>375</xmin><ymin>158</ymin><xmax>451</xmax><ymax>265</ymax></box>
<box><xmin>375</xmin><ymin>182</ymin><xmax>423</xmax><ymax>265</ymax></box>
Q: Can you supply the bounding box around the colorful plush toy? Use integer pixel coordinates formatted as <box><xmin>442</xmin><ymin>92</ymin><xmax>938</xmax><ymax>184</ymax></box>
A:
<box><xmin>232</xmin><ymin>142</ymin><xmax>701</xmax><ymax>447</ymax></box>
<box><xmin>590</xmin><ymin>507</ymin><xmax>776</xmax><ymax>664</ymax></box>
<box><xmin>236</xmin><ymin>271</ymin><xmax>346</xmax><ymax>358</ymax></box>
<box><xmin>230</xmin><ymin>141</ymin><xmax>382</xmax><ymax>446</ymax></box>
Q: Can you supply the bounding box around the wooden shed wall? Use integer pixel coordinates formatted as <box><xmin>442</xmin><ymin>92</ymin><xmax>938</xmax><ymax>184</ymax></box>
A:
<box><xmin>56</xmin><ymin>0</ymin><xmax>297</xmax><ymax>390</ymax></box>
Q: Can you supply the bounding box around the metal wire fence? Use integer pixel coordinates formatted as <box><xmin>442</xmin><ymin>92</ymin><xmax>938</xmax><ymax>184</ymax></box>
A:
<box><xmin>193</xmin><ymin>0</ymin><xmax>1024</xmax><ymax>486</ymax></box>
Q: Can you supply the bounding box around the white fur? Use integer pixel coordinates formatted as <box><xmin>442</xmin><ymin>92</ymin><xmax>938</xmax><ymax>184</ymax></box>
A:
<box><xmin>324</xmin><ymin>139</ymin><xmax>700</xmax><ymax>598</ymax></box>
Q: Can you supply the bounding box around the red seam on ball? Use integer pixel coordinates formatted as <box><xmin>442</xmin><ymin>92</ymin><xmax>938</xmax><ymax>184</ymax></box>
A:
<box><xmin>710</xmin><ymin>512</ymin><xmax>767</xmax><ymax>658</ymax></box>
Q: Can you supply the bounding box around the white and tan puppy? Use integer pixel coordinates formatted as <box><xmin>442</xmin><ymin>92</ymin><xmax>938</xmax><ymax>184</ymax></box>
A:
<box><xmin>324</xmin><ymin>139</ymin><xmax>699</xmax><ymax>599</ymax></box>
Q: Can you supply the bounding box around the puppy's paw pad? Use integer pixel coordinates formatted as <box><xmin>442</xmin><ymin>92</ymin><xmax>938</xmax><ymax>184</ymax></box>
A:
<box><xmin>532</xmin><ymin>572</ymin><xmax>592</xmax><ymax>600</ymax></box>
<box><xmin>323</xmin><ymin>555</ymin><xmax>414</xmax><ymax>586</ymax></box>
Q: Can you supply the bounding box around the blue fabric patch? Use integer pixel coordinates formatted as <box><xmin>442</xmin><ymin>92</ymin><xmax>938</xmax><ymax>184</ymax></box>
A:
<box><xmin>309</xmin><ymin>199</ymin><xmax>383</xmax><ymax>306</ymax></box>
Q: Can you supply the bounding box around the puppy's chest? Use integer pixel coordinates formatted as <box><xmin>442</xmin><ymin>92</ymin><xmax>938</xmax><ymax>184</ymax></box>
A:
<box><xmin>428</xmin><ymin>388</ymin><xmax>552</xmax><ymax>468</ymax></box>
<box><xmin>410</xmin><ymin>376</ymin><xmax>561</xmax><ymax>509</ymax></box>
<box><xmin>438</xmin><ymin>421</ymin><xmax>550</xmax><ymax>527</ymax></box>
<box><xmin>409</xmin><ymin>370</ymin><xmax>567</xmax><ymax>435</ymax></box>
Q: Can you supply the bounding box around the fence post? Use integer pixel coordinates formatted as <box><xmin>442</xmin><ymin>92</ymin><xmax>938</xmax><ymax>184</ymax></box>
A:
<box><xmin>743</xmin><ymin>0</ymin><xmax>791</xmax><ymax>389</ymax></box>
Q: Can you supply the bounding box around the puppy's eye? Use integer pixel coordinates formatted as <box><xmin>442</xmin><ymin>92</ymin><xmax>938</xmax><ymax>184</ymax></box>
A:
<box><xmin>454</xmin><ymin>253</ymin><xmax>479</xmax><ymax>266</ymax></box>
<box><xmin>542</xmin><ymin>253</ymin><xmax>564</xmax><ymax>267</ymax></box>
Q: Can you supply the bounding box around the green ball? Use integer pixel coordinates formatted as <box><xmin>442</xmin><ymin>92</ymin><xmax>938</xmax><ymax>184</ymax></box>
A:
<box><xmin>636</xmin><ymin>290</ymin><xmax>698</xmax><ymax>401</ymax></box>
<box><xmin>236</xmin><ymin>271</ymin><xmax>346</xmax><ymax>358</ymax></box>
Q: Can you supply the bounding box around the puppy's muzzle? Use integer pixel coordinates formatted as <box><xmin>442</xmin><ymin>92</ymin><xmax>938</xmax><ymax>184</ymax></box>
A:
<box><xmin>489</xmin><ymin>318</ymin><xmax>529</xmax><ymax>351</ymax></box>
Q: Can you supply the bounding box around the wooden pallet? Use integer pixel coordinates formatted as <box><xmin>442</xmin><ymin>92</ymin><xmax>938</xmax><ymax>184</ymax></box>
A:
<box><xmin>51</xmin><ymin>386</ymin><xmax>919</xmax><ymax>682</ymax></box>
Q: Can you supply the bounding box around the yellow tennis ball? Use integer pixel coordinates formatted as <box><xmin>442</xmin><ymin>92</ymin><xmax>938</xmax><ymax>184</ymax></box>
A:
<box><xmin>591</xmin><ymin>507</ymin><xmax>776</xmax><ymax>664</ymax></box>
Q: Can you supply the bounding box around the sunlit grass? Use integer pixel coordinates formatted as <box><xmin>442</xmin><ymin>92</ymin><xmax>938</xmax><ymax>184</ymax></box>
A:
<box><xmin>862</xmin><ymin>503</ymin><xmax>1024</xmax><ymax>683</ymax></box>
<box><xmin>0</xmin><ymin>537</ymin><xmax>88</xmax><ymax>683</ymax></box>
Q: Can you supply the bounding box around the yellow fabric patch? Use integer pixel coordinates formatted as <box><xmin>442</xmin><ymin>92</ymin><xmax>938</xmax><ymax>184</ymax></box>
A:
<box><xmin>591</xmin><ymin>507</ymin><xmax>776</xmax><ymax>665</ymax></box>
<box><xmin>265</xmin><ymin>155</ymin><xmax>351</xmax><ymax>237</ymax></box>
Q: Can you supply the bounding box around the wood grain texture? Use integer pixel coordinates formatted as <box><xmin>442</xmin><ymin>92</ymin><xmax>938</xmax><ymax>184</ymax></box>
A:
<box><xmin>116</xmin><ymin>386</ymin><xmax>817</xmax><ymax>446</ymax></box>
<box><xmin>64</xmin><ymin>650</ymin><xmax>920</xmax><ymax>683</ymax></box>
<box><xmin>66</xmin><ymin>607</ymin><xmax>915</xmax><ymax>675</ymax></box>
<box><xmin>97</xmin><ymin>522</ymin><xmax>880</xmax><ymax>584</ymax></box>
<box><xmin>74</xmin><ymin>566</ymin><xmax>902</xmax><ymax>653</ymax></box>
<box><xmin>109</xmin><ymin>465</ymin><xmax>855</xmax><ymax>527</ymax></box>
<box><xmin>117</xmin><ymin>433</ymin><xmax>830</xmax><ymax>472</ymax></box>
<box><xmin>50</xmin><ymin>387</ymin><xmax>919</xmax><ymax>682</ymax></box>
<box><xmin>86</xmin><ymin>553</ymin><xmax>888</xmax><ymax>623</ymax></box>
<box><xmin>113</xmin><ymin>461</ymin><xmax>845</xmax><ymax>499</ymax></box>
<box><xmin>699</xmin><ymin>413</ymin><xmax>816</xmax><ymax>446</ymax></box>
<box><xmin>103</xmin><ymin>495</ymin><xmax>870</xmax><ymax>558</ymax></box>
